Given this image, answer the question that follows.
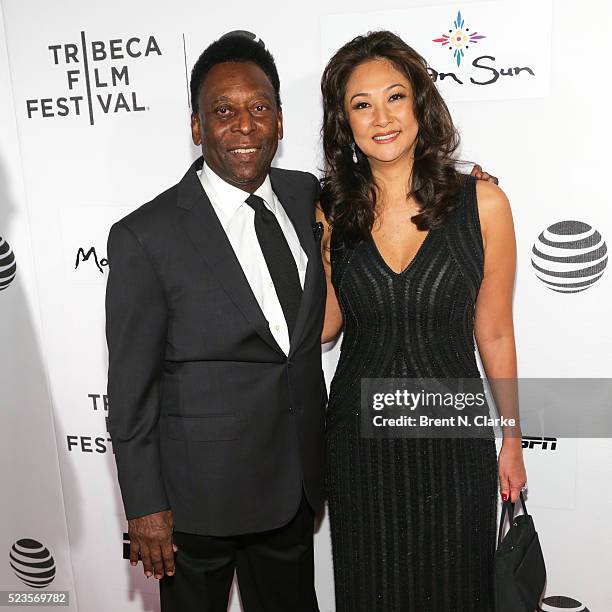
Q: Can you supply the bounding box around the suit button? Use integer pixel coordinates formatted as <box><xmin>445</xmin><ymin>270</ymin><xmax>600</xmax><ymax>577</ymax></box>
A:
<box><xmin>289</xmin><ymin>406</ymin><xmax>293</xmax><ymax>413</ymax></box>
<box><xmin>287</xmin><ymin>360</ymin><xmax>293</xmax><ymax>368</ymax></box>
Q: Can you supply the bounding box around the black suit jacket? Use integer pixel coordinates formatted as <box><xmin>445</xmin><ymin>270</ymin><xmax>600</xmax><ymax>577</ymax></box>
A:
<box><xmin>105</xmin><ymin>157</ymin><xmax>326</xmax><ymax>536</ymax></box>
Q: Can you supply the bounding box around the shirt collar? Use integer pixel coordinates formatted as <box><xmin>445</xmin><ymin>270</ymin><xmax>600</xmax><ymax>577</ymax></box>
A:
<box><xmin>199</xmin><ymin>161</ymin><xmax>276</xmax><ymax>220</ymax></box>
<box><xmin>252</xmin><ymin>174</ymin><xmax>277</xmax><ymax>215</ymax></box>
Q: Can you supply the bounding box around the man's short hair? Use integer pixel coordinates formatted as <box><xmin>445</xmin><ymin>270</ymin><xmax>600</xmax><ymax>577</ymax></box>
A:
<box><xmin>190</xmin><ymin>32</ymin><xmax>281</xmax><ymax>114</ymax></box>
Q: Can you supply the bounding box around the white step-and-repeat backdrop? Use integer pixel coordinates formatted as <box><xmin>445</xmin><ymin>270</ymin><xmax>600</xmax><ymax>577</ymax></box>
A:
<box><xmin>1</xmin><ymin>0</ymin><xmax>610</xmax><ymax>610</ymax></box>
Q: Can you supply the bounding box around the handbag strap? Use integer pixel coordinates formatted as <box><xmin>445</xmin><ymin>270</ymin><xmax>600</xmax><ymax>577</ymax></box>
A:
<box><xmin>497</xmin><ymin>492</ymin><xmax>529</xmax><ymax>547</ymax></box>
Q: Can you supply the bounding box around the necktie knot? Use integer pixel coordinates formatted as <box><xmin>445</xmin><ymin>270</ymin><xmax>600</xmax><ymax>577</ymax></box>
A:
<box><xmin>245</xmin><ymin>194</ymin><xmax>267</xmax><ymax>214</ymax></box>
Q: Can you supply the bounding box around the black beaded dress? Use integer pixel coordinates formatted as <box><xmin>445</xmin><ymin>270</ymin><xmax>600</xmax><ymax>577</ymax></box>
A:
<box><xmin>325</xmin><ymin>176</ymin><xmax>498</xmax><ymax>612</ymax></box>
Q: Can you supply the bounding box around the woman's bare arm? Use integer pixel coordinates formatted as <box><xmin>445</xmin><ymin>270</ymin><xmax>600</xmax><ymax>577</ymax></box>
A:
<box><xmin>473</xmin><ymin>180</ymin><xmax>526</xmax><ymax>503</ymax></box>
<box><xmin>316</xmin><ymin>204</ymin><xmax>344</xmax><ymax>343</ymax></box>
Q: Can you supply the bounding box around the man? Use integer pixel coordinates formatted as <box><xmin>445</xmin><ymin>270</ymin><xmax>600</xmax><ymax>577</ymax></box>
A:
<box><xmin>106</xmin><ymin>33</ymin><xmax>326</xmax><ymax>611</ymax></box>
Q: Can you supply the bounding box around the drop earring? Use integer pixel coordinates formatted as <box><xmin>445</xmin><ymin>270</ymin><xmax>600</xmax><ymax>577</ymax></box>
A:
<box><xmin>351</xmin><ymin>142</ymin><xmax>358</xmax><ymax>164</ymax></box>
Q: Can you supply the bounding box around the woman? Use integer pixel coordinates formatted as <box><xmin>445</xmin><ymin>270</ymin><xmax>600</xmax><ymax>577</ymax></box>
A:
<box><xmin>317</xmin><ymin>31</ymin><xmax>527</xmax><ymax>611</ymax></box>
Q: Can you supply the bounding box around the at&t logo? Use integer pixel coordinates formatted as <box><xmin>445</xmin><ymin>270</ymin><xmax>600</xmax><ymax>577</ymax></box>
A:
<box><xmin>9</xmin><ymin>539</ymin><xmax>56</xmax><ymax>588</ymax></box>
<box><xmin>531</xmin><ymin>220</ymin><xmax>607</xmax><ymax>293</ymax></box>
<box><xmin>0</xmin><ymin>236</ymin><xmax>17</xmax><ymax>291</ymax></box>
<box><xmin>538</xmin><ymin>595</ymin><xmax>590</xmax><ymax>611</ymax></box>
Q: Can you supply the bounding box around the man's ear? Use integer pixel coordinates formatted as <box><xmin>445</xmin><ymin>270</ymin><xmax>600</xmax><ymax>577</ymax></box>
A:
<box><xmin>277</xmin><ymin>108</ymin><xmax>283</xmax><ymax>141</ymax></box>
<box><xmin>191</xmin><ymin>113</ymin><xmax>202</xmax><ymax>146</ymax></box>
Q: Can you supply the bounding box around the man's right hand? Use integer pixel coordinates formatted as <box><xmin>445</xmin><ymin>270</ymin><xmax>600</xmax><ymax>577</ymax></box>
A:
<box><xmin>128</xmin><ymin>509</ymin><xmax>177</xmax><ymax>579</ymax></box>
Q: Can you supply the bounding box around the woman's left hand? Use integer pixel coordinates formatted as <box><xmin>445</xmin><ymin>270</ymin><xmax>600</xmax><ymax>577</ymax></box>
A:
<box><xmin>497</xmin><ymin>441</ymin><xmax>527</xmax><ymax>503</ymax></box>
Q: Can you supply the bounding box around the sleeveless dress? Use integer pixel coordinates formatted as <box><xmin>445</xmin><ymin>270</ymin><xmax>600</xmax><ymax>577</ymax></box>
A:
<box><xmin>325</xmin><ymin>176</ymin><xmax>498</xmax><ymax>612</ymax></box>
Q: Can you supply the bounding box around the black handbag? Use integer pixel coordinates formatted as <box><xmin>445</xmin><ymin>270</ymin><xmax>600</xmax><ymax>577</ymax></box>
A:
<box><xmin>494</xmin><ymin>492</ymin><xmax>546</xmax><ymax>612</ymax></box>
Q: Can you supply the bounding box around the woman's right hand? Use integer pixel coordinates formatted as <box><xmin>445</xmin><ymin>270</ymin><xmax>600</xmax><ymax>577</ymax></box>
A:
<box><xmin>316</xmin><ymin>204</ymin><xmax>344</xmax><ymax>344</ymax></box>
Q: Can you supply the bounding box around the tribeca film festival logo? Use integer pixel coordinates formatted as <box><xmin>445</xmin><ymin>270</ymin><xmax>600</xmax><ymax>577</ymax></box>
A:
<box><xmin>26</xmin><ymin>33</ymin><xmax>162</xmax><ymax>125</ymax></box>
<box><xmin>0</xmin><ymin>236</ymin><xmax>17</xmax><ymax>291</ymax></box>
<box><xmin>531</xmin><ymin>221</ymin><xmax>608</xmax><ymax>293</ymax></box>
<box><xmin>66</xmin><ymin>393</ymin><xmax>114</xmax><ymax>453</ymax></box>
<box><xmin>538</xmin><ymin>595</ymin><xmax>590</xmax><ymax>612</ymax></box>
<box><xmin>9</xmin><ymin>539</ymin><xmax>56</xmax><ymax>588</ymax></box>
<box><xmin>429</xmin><ymin>9</ymin><xmax>535</xmax><ymax>85</ymax></box>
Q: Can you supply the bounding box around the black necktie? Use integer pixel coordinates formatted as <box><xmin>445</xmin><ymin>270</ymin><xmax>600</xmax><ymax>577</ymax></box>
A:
<box><xmin>245</xmin><ymin>194</ymin><xmax>302</xmax><ymax>340</ymax></box>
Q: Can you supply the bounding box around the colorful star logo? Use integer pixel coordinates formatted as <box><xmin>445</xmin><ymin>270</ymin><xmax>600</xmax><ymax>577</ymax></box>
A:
<box><xmin>433</xmin><ymin>10</ymin><xmax>486</xmax><ymax>67</ymax></box>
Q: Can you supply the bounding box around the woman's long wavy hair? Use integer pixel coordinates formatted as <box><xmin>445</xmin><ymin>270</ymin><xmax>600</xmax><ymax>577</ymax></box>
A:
<box><xmin>320</xmin><ymin>30</ymin><xmax>464</xmax><ymax>247</ymax></box>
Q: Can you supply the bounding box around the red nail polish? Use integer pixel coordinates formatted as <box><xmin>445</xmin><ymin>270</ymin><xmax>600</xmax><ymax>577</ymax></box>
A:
<box><xmin>501</xmin><ymin>493</ymin><xmax>508</xmax><ymax>502</ymax></box>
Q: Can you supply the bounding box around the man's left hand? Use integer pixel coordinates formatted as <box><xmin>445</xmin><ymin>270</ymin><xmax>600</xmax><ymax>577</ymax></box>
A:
<box><xmin>471</xmin><ymin>164</ymin><xmax>499</xmax><ymax>185</ymax></box>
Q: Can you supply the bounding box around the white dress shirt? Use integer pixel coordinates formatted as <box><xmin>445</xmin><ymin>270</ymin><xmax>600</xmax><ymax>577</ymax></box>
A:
<box><xmin>198</xmin><ymin>161</ymin><xmax>308</xmax><ymax>355</ymax></box>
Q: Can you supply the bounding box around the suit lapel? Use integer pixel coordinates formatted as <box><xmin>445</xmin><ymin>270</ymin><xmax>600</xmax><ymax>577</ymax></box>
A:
<box><xmin>270</xmin><ymin>168</ymin><xmax>317</xmax><ymax>357</ymax></box>
<box><xmin>177</xmin><ymin>158</ymin><xmax>284</xmax><ymax>356</ymax></box>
